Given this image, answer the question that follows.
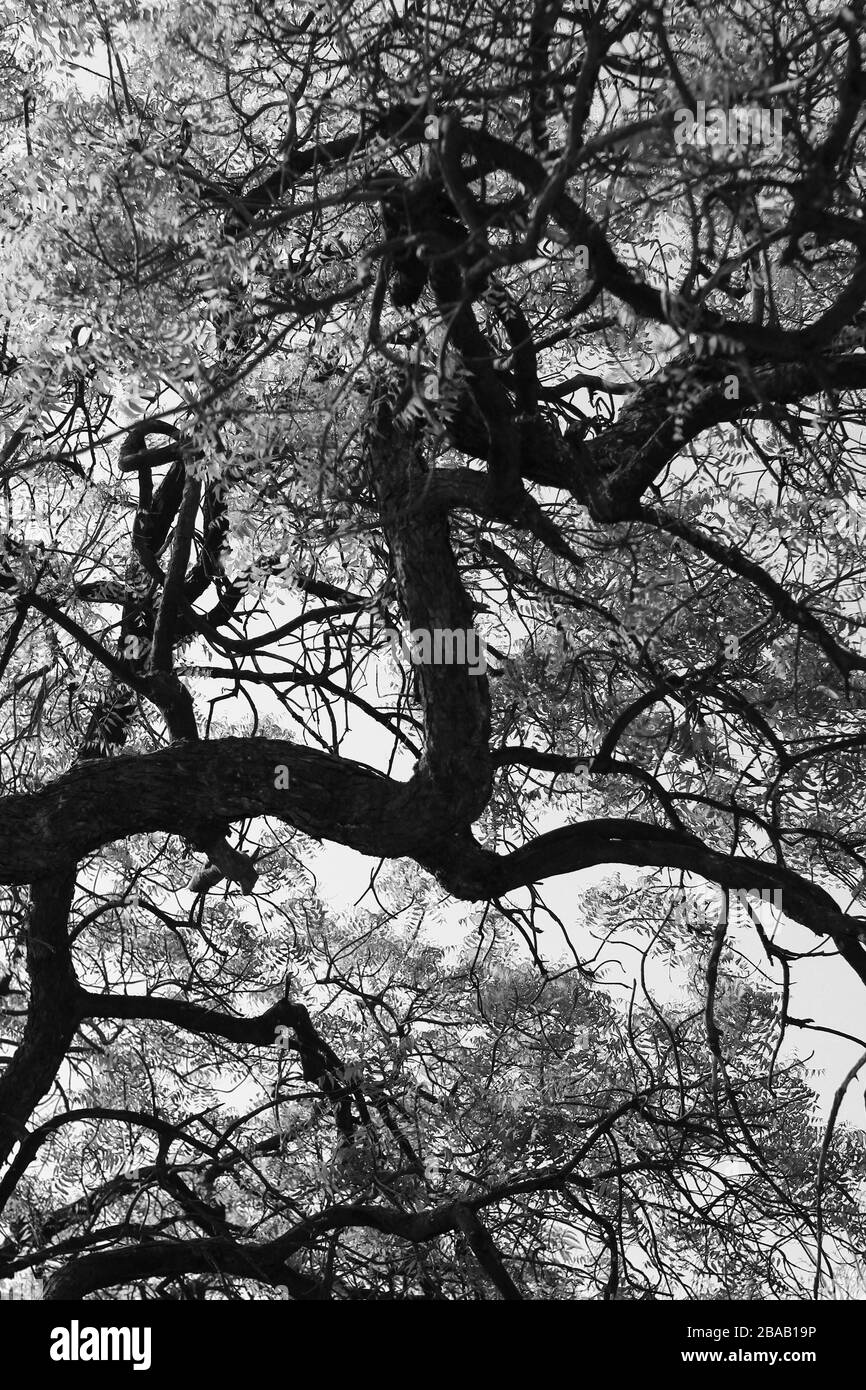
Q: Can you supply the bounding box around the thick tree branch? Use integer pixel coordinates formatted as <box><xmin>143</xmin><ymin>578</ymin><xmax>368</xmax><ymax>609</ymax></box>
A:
<box><xmin>3</xmin><ymin>739</ymin><xmax>866</xmax><ymax>975</ymax></box>
<box><xmin>453</xmin><ymin>1204</ymin><xmax>524</xmax><ymax>1300</ymax></box>
<box><xmin>0</xmin><ymin>870</ymin><xmax>79</xmax><ymax>1166</ymax></box>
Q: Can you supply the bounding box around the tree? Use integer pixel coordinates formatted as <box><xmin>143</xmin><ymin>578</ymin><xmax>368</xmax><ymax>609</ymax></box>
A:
<box><xmin>1</xmin><ymin>0</ymin><xmax>866</xmax><ymax>1300</ymax></box>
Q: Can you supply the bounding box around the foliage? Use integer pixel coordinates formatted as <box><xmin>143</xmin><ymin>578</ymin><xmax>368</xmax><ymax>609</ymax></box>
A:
<box><xmin>1</xmin><ymin>0</ymin><xmax>866</xmax><ymax>1299</ymax></box>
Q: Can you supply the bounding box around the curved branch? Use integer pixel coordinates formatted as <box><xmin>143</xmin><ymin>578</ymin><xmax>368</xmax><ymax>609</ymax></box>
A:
<box><xmin>3</xmin><ymin>740</ymin><xmax>866</xmax><ymax>979</ymax></box>
<box><xmin>0</xmin><ymin>870</ymin><xmax>79</xmax><ymax>1166</ymax></box>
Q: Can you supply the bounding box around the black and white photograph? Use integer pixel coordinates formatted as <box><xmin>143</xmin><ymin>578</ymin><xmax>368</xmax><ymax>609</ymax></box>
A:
<box><xmin>0</xmin><ymin>0</ymin><xmax>865</xmax><ymax>1366</ymax></box>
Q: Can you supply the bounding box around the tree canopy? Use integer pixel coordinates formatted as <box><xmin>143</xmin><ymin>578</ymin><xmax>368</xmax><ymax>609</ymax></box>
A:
<box><xmin>2</xmin><ymin>0</ymin><xmax>866</xmax><ymax>1300</ymax></box>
